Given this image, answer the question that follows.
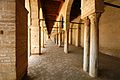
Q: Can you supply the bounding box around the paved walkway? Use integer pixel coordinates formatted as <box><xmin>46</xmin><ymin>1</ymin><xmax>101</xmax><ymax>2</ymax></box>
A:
<box><xmin>27</xmin><ymin>39</ymin><xmax>120</xmax><ymax>80</ymax></box>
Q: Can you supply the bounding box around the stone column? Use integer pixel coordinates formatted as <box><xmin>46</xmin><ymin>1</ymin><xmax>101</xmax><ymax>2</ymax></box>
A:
<box><xmin>30</xmin><ymin>0</ymin><xmax>41</xmax><ymax>55</ymax></box>
<box><xmin>30</xmin><ymin>18</ymin><xmax>41</xmax><ymax>55</ymax></box>
<box><xmin>54</xmin><ymin>35</ymin><xmax>56</xmax><ymax>43</ymax></box>
<box><xmin>58</xmin><ymin>29</ymin><xmax>62</xmax><ymax>47</ymax></box>
<box><xmin>56</xmin><ymin>34</ymin><xmax>58</xmax><ymax>45</ymax></box>
<box><xmin>83</xmin><ymin>17</ymin><xmax>90</xmax><ymax>72</ymax></box>
<box><xmin>64</xmin><ymin>29</ymin><xmax>69</xmax><ymax>53</ymax></box>
<box><xmin>41</xmin><ymin>21</ymin><xmax>44</xmax><ymax>48</ymax></box>
<box><xmin>75</xmin><ymin>25</ymin><xmax>80</xmax><ymax>47</ymax></box>
<box><xmin>80</xmin><ymin>25</ymin><xmax>84</xmax><ymax>47</ymax></box>
<box><xmin>44</xmin><ymin>29</ymin><xmax>47</xmax><ymax>43</ymax></box>
<box><xmin>28</xmin><ymin>27</ymin><xmax>31</xmax><ymax>56</ymax></box>
<box><xmin>62</xmin><ymin>30</ymin><xmax>64</xmax><ymax>44</ymax></box>
<box><xmin>69</xmin><ymin>27</ymin><xmax>72</xmax><ymax>45</ymax></box>
<box><xmin>56</xmin><ymin>27</ymin><xmax>58</xmax><ymax>45</ymax></box>
<box><xmin>89</xmin><ymin>13</ymin><xmax>101</xmax><ymax>77</ymax></box>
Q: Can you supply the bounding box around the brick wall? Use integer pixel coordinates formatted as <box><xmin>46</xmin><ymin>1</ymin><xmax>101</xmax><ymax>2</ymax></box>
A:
<box><xmin>0</xmin><ymin>0</ymin><xmax>28</xmax><ymax>79</ymax></box>
<box><xmin>99</xmin><ymin>0</ymin><xmax>120</xmax><ymax>58</ymax></box>
<box><xmin>0</xmin><ymin>0</ymin><xmax>16</xmax><ymax>79</ymax></box>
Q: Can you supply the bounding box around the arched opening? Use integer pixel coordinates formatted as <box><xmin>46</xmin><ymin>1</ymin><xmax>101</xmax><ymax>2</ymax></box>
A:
<box><xmin>64</xmin><ymin>0</ymin><xmax>81</xmax><ymax>53</ymax></box>
<box><xmin>1</xmin><ymin>0</ymin><xmax>120</xmax><ymax>80</ymax></box>
<box><xmin>70</xmin><ymin>0</ymin><xmax>81</xmax><ymax>21</ymax></box>
<box><xmin>69</xmin><ymin>0</ymin><xmax>81</xmax><ymax>46</ymax></box>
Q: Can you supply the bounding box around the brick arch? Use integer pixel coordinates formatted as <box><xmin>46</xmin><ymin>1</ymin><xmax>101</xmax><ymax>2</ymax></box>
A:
<box><xmin>66</xmin><ymin>0</ymin><xmax>74</xmax><ymax>21</ymax></box>
<box><xmin>65</xmin><ymin>0</ymin><xmax>74</xmax><ymax>29</ymax></box>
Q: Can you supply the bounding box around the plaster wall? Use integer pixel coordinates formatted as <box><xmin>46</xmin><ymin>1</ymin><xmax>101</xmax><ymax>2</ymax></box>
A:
<box><xmin>99</xmin><ymin>0</ymin><xmax>120</xmax><ymax>58</ymax></box>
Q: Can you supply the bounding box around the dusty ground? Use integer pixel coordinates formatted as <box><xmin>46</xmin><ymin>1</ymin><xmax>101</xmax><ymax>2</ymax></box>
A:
<box><xmin>26</xmin><ymin>39</ymin><xmax>120</xmax><ymax>80</ymax></box>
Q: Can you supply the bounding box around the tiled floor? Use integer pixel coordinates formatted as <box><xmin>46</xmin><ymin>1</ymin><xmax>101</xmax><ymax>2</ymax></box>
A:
<box><xmin>27</xmin><ymin>39</ymin><xmax>120</xmax><ymax>80</ymax></box>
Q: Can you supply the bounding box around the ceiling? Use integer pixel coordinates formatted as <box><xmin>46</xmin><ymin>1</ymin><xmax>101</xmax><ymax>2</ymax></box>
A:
<box><xmin>40</xmin><ymin>0</ymin><xmax>119</xmax><ymax>34</ymax></box>
<box><xmin>40</xmin><ymin>0</ymin><xmax>81</xmax><ymax>34</ymax></box>
<box><xmin>40</xmin><ymin>0</ymin><xmax>64</xmax><ymax>34</ymax></box>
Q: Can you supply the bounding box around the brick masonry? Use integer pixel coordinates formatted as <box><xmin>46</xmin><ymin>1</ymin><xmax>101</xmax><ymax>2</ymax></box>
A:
<box><xmin>16</xmin><ymin>0</ymin><xmax>28</xmax><ymax>79</ymax></box>
<box><xmin>0</xmin><ymin>0</ymin><xmax>28</xmax><ymax>80</ymax></box>
<box><xmin>0</xmin><ymin>0</ymin><xmax>16</xmax><ymax>79</ymax></box>
<box><xmin>81</xmin><ymin>0</ymin><xmax>104</xmax><ymax>19</ymax></box>
<box><xmin>30</xmin><ymin>0</ymin><xmax>41</xmax><ymax>54</ymax></box>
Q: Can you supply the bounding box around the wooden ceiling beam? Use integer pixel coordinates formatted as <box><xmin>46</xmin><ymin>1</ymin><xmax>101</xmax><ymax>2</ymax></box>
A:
<box><xmin>45</xmin><ymin>13</ymin><xmax>58</xmax><ymax>16</ymax></box>
<box><xmin>40</xmin><ymin>0</ymin><xmax>65</xmax><ymax>34</ymax></box>
<box><xmin>104</xmin><ymin>2</ymin><xmax>120</xmax><ymax>8</ymax></box>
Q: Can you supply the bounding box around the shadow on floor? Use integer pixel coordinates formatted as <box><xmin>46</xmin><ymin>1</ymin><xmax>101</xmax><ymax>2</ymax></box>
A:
<box><xmin>98</xmin><ymin>53</ymin><xmax>120</xmax><ymax>80</ymax></box>
<box><xmin>69</xmin><ymin>45</ymin><xmax>120</xmax><ymax>80</ymax></box>
<box><xmin>25</xmin><ymin>40</ymin><xmax>120</xmax><ymax>80</ymax></box>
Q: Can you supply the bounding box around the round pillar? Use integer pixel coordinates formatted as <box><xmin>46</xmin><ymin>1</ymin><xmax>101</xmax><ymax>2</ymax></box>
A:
<box><xmin>83</xmin><ymin>17</ymin><xmax>90</xmax><ymax>72</ymax></box>
<box><xmin>89</xmin><ymin>13</ymin><xmax>101</xmax><ymax>77</ymax></box>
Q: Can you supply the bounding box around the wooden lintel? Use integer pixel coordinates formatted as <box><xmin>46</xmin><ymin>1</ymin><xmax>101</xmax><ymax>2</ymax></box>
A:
<box><xmin>70</xmin><ymin>22</ymin><xmax>84</xmax><ymax>24</ymax></box>
<box><xmin>43</xmin><ymin>27</ymin><xmax>59</xmax><ymax>28</ymax></box>
<box><xmin>104</xmin><ymin>2</ymin><xmax>120</xmax><ymax>8</ymax></box>
<box><xmin>46</xmin><ymin>20</ymin><xmax>64</xmax><ymax>22</ymax></box>
<box><xmin>39</xmin><ymin>19</ymin><xmax>64</xmax><ymax>22</ymax></box>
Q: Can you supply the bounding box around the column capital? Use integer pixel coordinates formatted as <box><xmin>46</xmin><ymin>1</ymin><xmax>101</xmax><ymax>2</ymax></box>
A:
<box><xmin>84</xmin><ymin>17</ymin><xmax>90</xmax><ymax>27</ymax></box>
<box><xmin>88</xmin><ymin>13</ymin><xmax>101</xmax><ymax>22</ymax></box>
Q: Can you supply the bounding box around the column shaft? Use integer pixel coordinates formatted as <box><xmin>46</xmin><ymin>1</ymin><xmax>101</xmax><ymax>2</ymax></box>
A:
<box><xmin>56</xmin><ymin>34</ymin><xmax>58</xmax><ymax>45</ymax></box>
<box><xmin>89</xmin><ymin>13</ymin><xmax>101</xmax><ymax>77</ymax></box>
<box><xmin>28</xmin><ymin>28</ymin><xmax>31</xmax><ymax>56</ymax></box>
<box><xmin>69</xmin><ymin>28</ymin><xmax>72</xmax><ymax>45</ymax></box>
<box><xmin>41</xmin><ymin>26</ymin><xmax>44</xmax><ymax>48</ymax></box>
<box><xmin>62</xmin><ymin>31</ymin><xmax>64</xmax><ymax>44</ymax></box>
<box><xmin>83</xmin><ymin>17</ymin><xmax>90</xmax><ymax>72</ymax></box>
<box><xmin>58</xmin><ymin>33</ymin><xmax>62</xmax><ymax>47</ymax></box>
<box><xmin>64</xmin><ymin>30</ymin><xmax>69</xmax><ymax>53</ymax></box>
<box><xmin>30</xmin><ymin>26</ymin><xmax>41</xmax><ymax>55</ymax></box>
<box><xmin>75</xmin><ymin>25</ymin><xmax>80</xmax><ymax>47</ymax></box>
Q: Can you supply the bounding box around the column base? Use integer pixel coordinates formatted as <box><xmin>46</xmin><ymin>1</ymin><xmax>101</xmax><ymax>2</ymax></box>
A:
<box><xmin>89</xmin><ymin>72</ymin><xmax>98</xmax><ymax>78</ymax></box>
<box><xmin>58</xmin><ymin>45</ymin><xmax>61</xmax><ymax>47</ymax></box>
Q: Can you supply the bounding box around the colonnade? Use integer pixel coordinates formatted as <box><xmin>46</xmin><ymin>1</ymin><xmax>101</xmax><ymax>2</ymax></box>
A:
<box><xmin>50</xmin><ymin>12</ymin><xmax>102</xmax><ymax>77</ymax></box>
<box><xmin>0</xmin><ymin>0</ymin><xmax>106</xmax><ymax>79</ymax></box>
